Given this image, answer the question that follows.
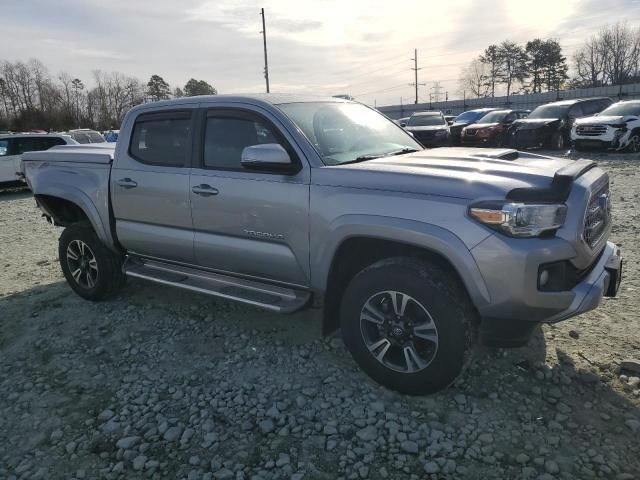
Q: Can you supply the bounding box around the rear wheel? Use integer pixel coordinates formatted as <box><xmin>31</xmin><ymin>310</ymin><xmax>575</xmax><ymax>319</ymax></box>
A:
<box><xmin>340</xmin><ymin>257</ymin><xmax>477</xmax><ymax>395</ymax></box>
<box><xmin>59</xmin><ymin>224</ymin><xmax>126</xmax><ymax>301</ymax></box>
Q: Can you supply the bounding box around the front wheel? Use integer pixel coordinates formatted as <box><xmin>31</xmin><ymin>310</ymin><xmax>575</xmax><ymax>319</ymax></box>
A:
<box><xmin>340</xmin><ymin>257</ymin><xmax>477</xmax><ymax>395</ymax></box>
<box><xmin>59</xmin><ymin>223</ymin><xmax>126</xmax><ymax>301</ymax></box>
<box><xmin>550</xmin><ymin>132</ymin><xmax>566</xmax><ymax>150</ymax></box>
<box><xmin>625</xmin><ymin>133</ymin><xmax>640</xmax><ymax>153</ymax></box>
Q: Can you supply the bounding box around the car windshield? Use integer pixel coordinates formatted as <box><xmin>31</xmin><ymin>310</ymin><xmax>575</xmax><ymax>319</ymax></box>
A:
<box><xmin>407</xmin><ymin>114</ymin><xmax>445</xmax><ymax>126</ymax></box>
<box><xmin>278</xmin><ymin>102</ymin><xmax>422</xmax><ymax>165</ymax></box>
<box><xmin>454</xmin><ymin>111</ymin><xmax>486</xmax><ymax>123</ymax></box>
<box><xmin>477</xmin><ymin>111</ymin><xmax>509</xmax><ymax>124</ymax></box>
<box><xmin>528</xmin><ymin>105</ymin><xmax>569</xmax><ymax>119</ymax></box>
<box><xmin>599</xmin><ymin>102</ymin><xmax>640</xmax><ymax>117</ymax></box>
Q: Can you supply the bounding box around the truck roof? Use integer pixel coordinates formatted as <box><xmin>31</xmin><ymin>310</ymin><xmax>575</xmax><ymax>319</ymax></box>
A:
<box><xmin>126</xmin><ymin>94</ymin><xmax>349</xmax><ymax>115</ymax></box>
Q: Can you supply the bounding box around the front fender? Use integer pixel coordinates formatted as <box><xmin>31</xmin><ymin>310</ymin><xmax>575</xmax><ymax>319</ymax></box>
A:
<box><xmin>312</xmin><ymin>214</ymin><xmax>491</xmax><ymax>309</ymax></box>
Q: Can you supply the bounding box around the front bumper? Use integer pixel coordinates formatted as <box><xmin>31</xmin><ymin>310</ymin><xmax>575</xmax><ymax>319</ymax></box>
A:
<box><xmin>509</xmin><ymin>127</ymin><xmax>551</xmax><ymax>149</ymax></box>
<box><xmin>473</xmin><ymin>238</ymin><xmax>622</xmax><ymax>324</ymax></box>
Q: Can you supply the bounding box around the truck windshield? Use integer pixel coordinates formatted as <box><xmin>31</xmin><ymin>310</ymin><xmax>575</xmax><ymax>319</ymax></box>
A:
<box><xmin>599</xmin><ymin>102</ymin><xmax>640</xmax><ymax>117</ymax></box>
<box><xmin>278</xmin><ymin>102</ymin><xmax>422</xmax><ymax>165</ymax></box>
<box><xmin>407</xmin><ymin>114</ymin><xmax>445</xmax><ymax>126</ymax></box>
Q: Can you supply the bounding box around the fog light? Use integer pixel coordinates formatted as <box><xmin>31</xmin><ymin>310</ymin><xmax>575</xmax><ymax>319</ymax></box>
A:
<box><xmin>539</xmin><ymin>269</ymin><xmax>550</xmax><ymax>287</ymax></box>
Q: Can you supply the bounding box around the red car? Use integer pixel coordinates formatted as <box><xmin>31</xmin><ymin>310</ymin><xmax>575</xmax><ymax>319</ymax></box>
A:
<box><xmin>461</xmin><ymin>110</ymin><xmax>529</xmax><ymax>147</ymax></box>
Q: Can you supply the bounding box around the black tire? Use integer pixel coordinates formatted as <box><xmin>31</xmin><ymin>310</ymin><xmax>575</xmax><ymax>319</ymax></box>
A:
<box><xmin>550</xmin><ymin>132</ymin><xmax>566</xmax><ymax>150</ymax></box>
<box><xmin>58</xmin><ymin>223</ymin><xmax>126</xmax><ymax>301</ymax></box>
<box><xmin>340</xmin><ymin>257</ymin><xmax>477</xmax><ymax>395</ymax></box>
<box><xmin>625</xmin><ymin>133</ymin><xmax>640</xmax><ymax>153</ymax></box>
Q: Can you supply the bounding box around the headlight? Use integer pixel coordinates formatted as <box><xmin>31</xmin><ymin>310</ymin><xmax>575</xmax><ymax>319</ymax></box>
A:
<box><xmin>435</xmin><ymin>130</ymin><xmax>447</xmax><ymax>137</ymax></box>
<box><xmin>469</xmin><ymin>201</ymin><xmax>567</xmax><ymax>237</ymax></box>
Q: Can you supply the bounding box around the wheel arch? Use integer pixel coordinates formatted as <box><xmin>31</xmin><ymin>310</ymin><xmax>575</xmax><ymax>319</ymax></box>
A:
<box><xmin>315</xmin><ymin>217</ymin><xmax>491</xmax><ymax>335</ymax></box>
<box><xmin>34</xmin><ymin>188</ymin><xmax>116</xmax><ymax>250</ymax></box>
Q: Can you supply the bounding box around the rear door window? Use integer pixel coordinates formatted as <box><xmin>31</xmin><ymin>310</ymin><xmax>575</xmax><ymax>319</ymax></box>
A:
<box><xmin>0</xmin><ymin>139</ymin><xmax>8</xmax><ymax>156</ymax></box>
<box><xmin>569</xmin><ymin>104</ymin><xmax>584</xmax><ymax>118</ymax></box>
<box><xmin>130</xmin><ymin>111</ymin><xmax>192</xmax><ymax>167</ymax></box>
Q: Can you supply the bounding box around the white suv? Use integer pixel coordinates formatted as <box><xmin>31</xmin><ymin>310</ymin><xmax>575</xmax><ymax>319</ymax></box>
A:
<box><xmin>0</xmin><ymin>133</ymin><xmax>77</xmax><ymax>185</ymax></box>
<box><xmin>571</xmin><ymin>100</ymin><xmax>640</xmax><ymax>153</ymax></box>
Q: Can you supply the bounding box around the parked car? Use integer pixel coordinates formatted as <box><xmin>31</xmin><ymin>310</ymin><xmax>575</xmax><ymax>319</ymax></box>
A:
<box><xmin>449</xmin><ymin>108</ymin><xmax>500</xmax><ymax>145</ymax></box>
<box><xmin>104</xmin><ymin>130</ymin><xmax>120</xmax><ymax>143</ymax></box>
<box><xmin>404</xmin><ymin>111</ymin><xmax>450</xmax><ymax>147</ymax></box>
<box><xmin>22</xmin><ymin>94</ymin><xmax>622</xmax><ymax>395</ymax></box>
<box><xmin>508</xmin><ymin>97</ymin><xmax>612</xmax><ymax>150</ymax></box>
<box><xmin>461</xmin><ymin>110</ymin><xmax>529</xmax><ymax>147</ymax></box>
<box><xmin>67</xmin><ymin>129</ymin><xmax>106</xmax><ymax>144</ymax></box>
<box><xmin>571</xmin><ymin>100</ymin><xmax>640</xmax><ymax>153</ymax></box>
<box><xmin>0</xmin><ymin>133</ymin><xmax>77</xmax><ymax>186</ymax></box>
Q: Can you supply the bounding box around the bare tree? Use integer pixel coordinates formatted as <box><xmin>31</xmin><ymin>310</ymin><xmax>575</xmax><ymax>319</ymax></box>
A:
<box><xmin>458</xmin><ymin>58</ymin><xmax>489</xmax><ymax>98</ymax></box>
<box><xmin>479</xmin><ymin>45</ymin><xmax>502</xmax><ymax>97</ymax></box>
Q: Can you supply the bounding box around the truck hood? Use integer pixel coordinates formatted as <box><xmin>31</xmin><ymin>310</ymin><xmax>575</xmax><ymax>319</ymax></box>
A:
<box><xmin>405</xmin><ymin>125</ymin><xmax>448</xmax><ymax>132</ymax></box>
<box><xmin>512</xmin><ymin>118</ymin><xmax>560</xmax><ymax>129</ymax></box>
<box><xmin>575</xmin><ymin>115</ymin><xmax>635</xmax><ymax>125</ymax></box>
<box><xmin>315</xmin><ymin>147</ymin><xmax>576</xmax><ymax>200</ymax></box>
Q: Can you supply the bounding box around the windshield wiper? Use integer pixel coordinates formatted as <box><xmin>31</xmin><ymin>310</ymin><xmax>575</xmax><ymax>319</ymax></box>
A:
<box><xmin>338</xmin><ymin>148</ymin><xmax>421</xmax><ymax>166</ymax></box>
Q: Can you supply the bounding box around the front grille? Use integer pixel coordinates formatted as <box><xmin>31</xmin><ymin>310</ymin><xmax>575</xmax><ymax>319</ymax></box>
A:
<box><xmin>583</xmin><ymin>181</ymin><xmax>611</xmax><ymax>249</ymax></box>
<box><xmin>576</xmin><ymin>125</ymin><xmax>607</xmax><ymax>136</ymax></box>
<box><xmin>415</xmin><ymin>131</ymin><xmax>436</xmax><ymax>140</ymax></box>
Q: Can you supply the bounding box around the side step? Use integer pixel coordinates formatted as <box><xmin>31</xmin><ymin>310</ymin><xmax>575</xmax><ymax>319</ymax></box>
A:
<box><xmin>123</xmin><ymin>257</ymin><xmax>311</xmax><ymax>313</ymax></box>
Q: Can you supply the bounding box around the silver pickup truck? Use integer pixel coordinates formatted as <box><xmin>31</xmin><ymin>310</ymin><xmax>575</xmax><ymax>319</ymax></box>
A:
<box><xmin>22</xmin><ymin>95</ymin><xmax>622</xmax><ymax>394</ymax></box>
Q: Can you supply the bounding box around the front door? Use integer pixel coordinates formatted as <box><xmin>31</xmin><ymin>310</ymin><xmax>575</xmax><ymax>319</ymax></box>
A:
<box><xmin>189</xmin><ymin>106</ymin><xmax>310</xmax><ymax>287</ymax></box>
<box><xmin>111</xmin><ymin>107</ymin><xmax>197</xmax><ymax>264</ymax></box>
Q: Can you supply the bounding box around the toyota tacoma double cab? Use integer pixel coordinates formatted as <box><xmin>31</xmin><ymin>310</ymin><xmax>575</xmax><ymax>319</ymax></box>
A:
<box><xmin>22</xmin><ymin>95</ymin><xmax>622</xmax><ymax>395</ymax></box>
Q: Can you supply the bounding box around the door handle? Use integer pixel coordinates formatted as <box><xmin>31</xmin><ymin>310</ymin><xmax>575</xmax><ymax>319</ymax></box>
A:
<box><xmin>192</xmin><ymin>184</ymin><xmax>219</xmax><ymax>197</ymax></box>
<box><xmin>116</xmin><ymin>178</ymin><xmax>138</xmax><ymax>189</ymax></box>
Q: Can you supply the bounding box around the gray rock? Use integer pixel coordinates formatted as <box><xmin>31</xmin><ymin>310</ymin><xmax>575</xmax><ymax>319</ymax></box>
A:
<box><xmin>620</xmin><ymin>359</ymin><xmax>640</xmax><ymax>374</ymax></box>
<box><xmin>65</xmin><ymin>441</ymin><xmax>77</xmax><ymax>454</ymax></box>
<box><xmin>50</xmin><ymin>429</ymin><xmax>63</xmax><ymax>443</ymax></box>
<box><xmin>98</xmin><ymin>409</ymin><xmax>115</xmax><ymax>422</ymax></box>
<box><xmin>213</xmin><ymin>468</ymin><xmax>234</xmax><ymax>479</ymax></box>
<box><xmin>545</xmin><ymin>460</ymin><xmax>560</xmax><ymax>474</ymax></box>
<box><xmin>133</xmin><ymin>455</ymin><xmax>147</xmax><ymax>471</ymax></box>
<box><xmin>424</xmin><ymin>461</ymin><xmax>440</xmax><ymax>474</ymax></box>
<box><xmin>478</xmin><ymin>433</ymin><xmax>494</xmax><ymax>444</ymax></box>
<box><xmin>356</xmin><ymin>426</ymin><xmax>378</xmax><ymax>442</ymax></box>
<box><xmin>181</xmin><ymin>428</ymin><xmax>195</xmax><ymax>444</ymax></box>
<box><xmin>259</xmin><ymin>419</ymin><xmax>275</xmax><ymax>434</ymax></box>
<box><xmin>400</xmin><ymin>440</ymin><xmax>419</xmax><ymax>454</ymax></box>
<box><xmin>163</xmin><ymin>426</ymin><xmax>183</xmax><ymax>442</ymax></box>
<box><xmin>116</xmin><ymin>436</ymin><xmax>140</xmax><ymax>450</ymax></box>
<box><xmin>454</xmin><ymin>394</ymin><xmax>466</xmax><ymax>405</ymax></box>
<box><xmin>624</xmin><ymin>419</ymin><xmax>640</xmax><ymax>433</ymax></box>
<box><xmin>516</xmin><ymin>453</ymin><xmax>530</xmax><ymax>464</ymax></box>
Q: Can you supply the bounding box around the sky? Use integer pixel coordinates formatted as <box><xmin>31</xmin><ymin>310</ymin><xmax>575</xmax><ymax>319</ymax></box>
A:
<box><xmin>2</xmin><ymin>0</ymin><xmax>640</xmax><ymax>107</ymax></box>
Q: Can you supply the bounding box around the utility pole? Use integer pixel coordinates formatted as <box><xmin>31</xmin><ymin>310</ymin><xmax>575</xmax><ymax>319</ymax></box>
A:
<box><xmin>409</xmin><ymin>48</ymin><xmax>425</xmax><ymax>104</ymax></box>
<box><xmin>260</xmin><ymin>8</ymin><xmax>270</xmax><ymax>93</ymax></box>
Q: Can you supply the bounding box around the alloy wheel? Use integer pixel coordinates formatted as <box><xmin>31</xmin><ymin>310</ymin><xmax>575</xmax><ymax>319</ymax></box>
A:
<box><xmin>627</xmin><ymin>135</ymin><xmax>640</xmax><ymax>153</ymax></box>
<box><xmin>359</xmin><ymin>291</ymin><xmax>439</xmax><ymax>373</ymax></box>
<box><xmin>66</xmin><ymin>239</ymin><xmax>99</xmax><ymax>289</ymax></box>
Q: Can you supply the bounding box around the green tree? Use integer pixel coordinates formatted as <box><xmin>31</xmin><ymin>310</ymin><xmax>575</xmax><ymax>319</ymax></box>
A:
<box><xmin>183</xmin><ymin>78</ymin><xmax>217</xmax><ymax>97</ymax></box>
<box><xmin>479</xmin><ymin>45</ymin><xmax>502</xmax><ymax>97</ymax></box>
<box><xmin>496</xmin><ymin>40</ymin><xmax>529</xmax><ymax>97</ymax></box>
<box><xmin>147</xmin><ymin>74</ymin><xmax>171</xmax><ymax>102</ymax></box>
<box><xmin>173</xmin><ymin>87</ymin><xmax>184</xmax><ymax>98</ymax></box>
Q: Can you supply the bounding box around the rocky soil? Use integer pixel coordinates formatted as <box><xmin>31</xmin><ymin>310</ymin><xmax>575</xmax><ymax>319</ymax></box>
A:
<box><xmin>1</xmin><ymin>151</ymin><xmax>639</xmax><ymax>480</ymax></box>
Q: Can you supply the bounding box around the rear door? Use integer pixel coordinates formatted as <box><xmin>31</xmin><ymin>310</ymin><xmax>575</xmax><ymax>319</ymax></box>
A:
<box><xmin>0</xmin><ymin>138</ymin><xmax>15</xmax><ymax>182</ymax></box>
<box><xmin>189</xmin><ymin>104</ymin><xmax>311</xmax><ymax>287</ymax></box>
<box><xmin>111</xmin><ymin>108</ymin><xmax>197</xmax><ymax>263</ymax></box>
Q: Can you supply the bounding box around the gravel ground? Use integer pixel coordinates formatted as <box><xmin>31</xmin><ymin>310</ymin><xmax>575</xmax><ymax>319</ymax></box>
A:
<box><xmin>1</xmin><ymin>151</ymin><xmax>640</xmax><ymax>480</ymax></box>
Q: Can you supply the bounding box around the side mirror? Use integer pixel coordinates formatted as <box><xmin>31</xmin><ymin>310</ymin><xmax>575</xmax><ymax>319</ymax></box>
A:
<box><xmin>400</xmin><ymin>122</ymin><xmax>407</xmax><ymax>127</ymax></box>
<box><xmin>241</xmin><ymin>143</ymin><xmax>296</xmax><ymax>173</ymax></box>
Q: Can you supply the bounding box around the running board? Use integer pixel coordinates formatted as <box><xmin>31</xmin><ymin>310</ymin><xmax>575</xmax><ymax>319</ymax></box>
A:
<box><xmin>123</xmin><ymin>257</ymin><xmax>311</xmax><ymax>313</ymax></box>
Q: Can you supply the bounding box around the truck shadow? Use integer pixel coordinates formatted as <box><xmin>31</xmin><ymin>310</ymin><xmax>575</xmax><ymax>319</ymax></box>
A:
<box><xmin>0</xmin><ymin>187</ymin><xmax>31</xmax><ymax>202</ymax></box>
<box><xmin>2</xmin><ymin>280</ymin><xmax>639</xmax><ymax>476</ymax></box>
